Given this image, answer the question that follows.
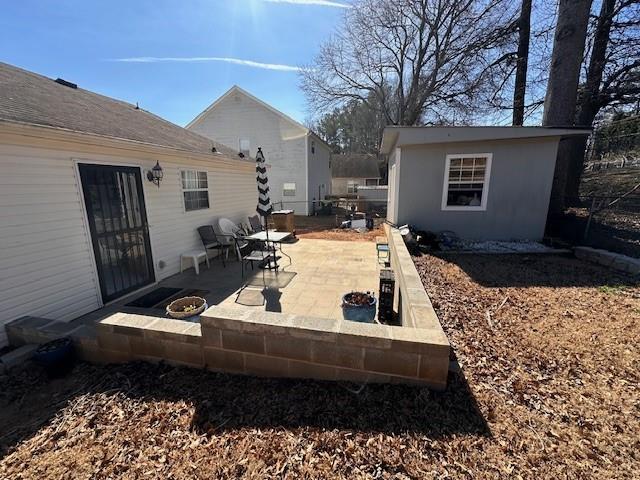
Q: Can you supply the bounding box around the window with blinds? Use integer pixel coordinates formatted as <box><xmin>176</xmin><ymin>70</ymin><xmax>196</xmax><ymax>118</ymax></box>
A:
<box><xmin>181</xmin><ymin>170</ymin><xmax>210</xmax><ymax>211</ymax></box>
<box><xmin>442</xmin><ymin>154</ymin><xmax>492</xmax><ymax>210</ymax></box>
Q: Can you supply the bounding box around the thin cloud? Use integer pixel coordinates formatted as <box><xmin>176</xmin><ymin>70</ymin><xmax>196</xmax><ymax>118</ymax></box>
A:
<box><xmin>263</xmin><ymin>0</ymin><xmax>351</xmax><ymax>8</ymax></box>
<box><xmin>110</xmin><ymin>56</ymin><xmax>301</xmax><ymax>72</ymax></box>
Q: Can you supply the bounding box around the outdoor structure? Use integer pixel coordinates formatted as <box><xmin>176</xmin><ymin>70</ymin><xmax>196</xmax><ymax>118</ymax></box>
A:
<box><xmin>0</xmin><ymin>62</ymin><xmax>256</xmax><ymax>346</ymax></box>
<box><xmin>331</xmin><ymin>153</ymin><xmax>382</xmax><ymax>195</ymax></box>
<box><xmin>381</xmin><ymin>126</ymin><xmax>592</xmax><ymax>240</ymax></box>
<box><xmin>187</xmin><ymin>86</ymin><xmax>332</xmax><ymax>215</ymax></box>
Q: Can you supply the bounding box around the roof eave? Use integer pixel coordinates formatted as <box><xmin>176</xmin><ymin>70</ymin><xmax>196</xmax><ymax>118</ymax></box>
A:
<box><xmin>0</xmin><ymin>119</ymin><xmax>254</xmax><ymax>169</ymax></box>
<box><xmin>381</xmin><ymin>126</ymin><xmax>592</xmax><ymax>152</ymax></box>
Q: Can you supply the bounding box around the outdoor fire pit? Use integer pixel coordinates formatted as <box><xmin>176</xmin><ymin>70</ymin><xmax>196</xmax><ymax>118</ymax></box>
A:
<box><xmin>341</xmin><ymin>291</ymin><xmax>377</xmax><ymax>323</ymax></box>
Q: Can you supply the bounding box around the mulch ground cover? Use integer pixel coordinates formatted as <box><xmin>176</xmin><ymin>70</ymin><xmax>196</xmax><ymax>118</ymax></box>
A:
<box><xmin>1</xmin><ymin>254</ymin><xmax>638</xmax><ymax>479</ymax></box>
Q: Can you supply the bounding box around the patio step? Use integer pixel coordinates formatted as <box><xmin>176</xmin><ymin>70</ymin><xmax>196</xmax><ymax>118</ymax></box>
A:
<box><xmin>6</xmin><ymin>316</ymin><xmax>94</xmax><ymax>348</ymax></box>
<box><xmin>0</xmin><ymin>344</ymin><xmax>39</xmax><ymax>372</ymax></box>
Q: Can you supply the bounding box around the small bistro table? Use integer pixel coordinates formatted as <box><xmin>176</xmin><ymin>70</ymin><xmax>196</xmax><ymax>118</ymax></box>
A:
<box><xmin>244</xmin><ymin>230</ymin><xmax>293</xmax><ymax>270</ymax></box>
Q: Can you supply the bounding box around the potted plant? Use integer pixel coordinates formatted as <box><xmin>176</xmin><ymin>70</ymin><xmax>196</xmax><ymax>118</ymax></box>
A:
<box><xmin>33</xmin><ymin>337</ymin><xmax>75</xmax><ymax>377</ymax></box>
<box><xmin>341</xmin><ymin>291</ymin><xmax>377</xmax><ymax>323</ymax></box>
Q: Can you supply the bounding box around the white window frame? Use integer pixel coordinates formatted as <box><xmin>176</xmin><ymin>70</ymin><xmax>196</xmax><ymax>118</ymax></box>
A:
<box><xmin>347</xmin><ymin>180</ymin><xmax>359</xmax><ymax>194</ymax></box>
<box><xmin>283</xmin><ymin>182</ymin><xmax>296</xmax><ymax>197</ymax></box>
<box><xmin>239</xmin><ymin>138</ymin><xmax>250</xmax><ymax>157</ymax></box>
<box><xmin>441</xmin><ymin>153</ymin><xmax>492</xmax><ymax>211</ymax></box>
<box><xmin>180</xmin><ymin>169</ymin><xmax>210</xmax><ymax>212</ymax></box>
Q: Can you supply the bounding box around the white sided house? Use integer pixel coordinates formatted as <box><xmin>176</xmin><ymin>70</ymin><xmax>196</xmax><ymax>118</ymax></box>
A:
<box><xmin>187</xmin><ymin>86</ymin><xmax>332</xmax><ymax>215</ymax></box>
<box><xmin>0</xmin><ymin>63</ymin><xmax>256</xmax><ymax>346</ymax></box>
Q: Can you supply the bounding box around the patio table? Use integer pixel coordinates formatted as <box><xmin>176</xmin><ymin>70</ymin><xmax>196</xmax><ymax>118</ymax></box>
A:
<box><xmin>244</xmin><ymin>230</ymin><xmax>293</xmax><ymax>270</ymax></box>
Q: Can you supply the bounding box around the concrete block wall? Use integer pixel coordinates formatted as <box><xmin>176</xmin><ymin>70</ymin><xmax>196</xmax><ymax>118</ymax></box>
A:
<box><xmin>95</xmin><ymin>313</ymin><xmax>203</xmax><ymax>367</ymax></box>
<box><xmin>200</xmin><ymin>307</ymin><xmax>450</xmax><ymax>389</ymax></box>
<box><xmin>574</xmin><ymin>246</ymin><xmax>640</xmax><ymax>275</ymax></box>
<box><xmin>93</xmin><ymin>306</ymin><xmax>450</xmax><ymax>389</ymax></box>
<box><xmin>384</xmin><ymin>224</ymin><xmax>444</xmax><ymax>331</ymax></box>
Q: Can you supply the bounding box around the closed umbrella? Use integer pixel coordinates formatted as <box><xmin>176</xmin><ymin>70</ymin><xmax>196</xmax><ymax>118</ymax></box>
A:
<box><xmin>255</xmin><ymin>147</ymin><xmax>273</xmax><ymax>265</ymax></box>
<box><xmin>256</xmin><ymin>147</ymin><xmax>273</xmax><ymax>222</ymax></box>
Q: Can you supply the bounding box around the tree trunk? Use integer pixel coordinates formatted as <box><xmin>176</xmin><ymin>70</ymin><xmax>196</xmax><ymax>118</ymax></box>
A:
<box><xmin>565</xmin><ymin>0</ymin><xmax>616</xmax><ymax>199</ymax></box>
<box><xmin>543</xmin><ymin>0</ymin><xmax>592</xmax><ymax>212</ymax></box>
<box><xmin>512</xmin><ymin>0</ymin><xmax>532</xmax><ymax>126</ymax></box>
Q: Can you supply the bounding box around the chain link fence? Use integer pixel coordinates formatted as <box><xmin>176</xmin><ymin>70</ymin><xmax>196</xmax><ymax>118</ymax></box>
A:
<box><xmin>546</xmin><ymin>114</ymin><xmax>640</xmax><ymax>258</ymax></box>
<box><xmin>547</xmin><ymin>195</ymin><xmax>640</xmax><ymax>258</ymax></box>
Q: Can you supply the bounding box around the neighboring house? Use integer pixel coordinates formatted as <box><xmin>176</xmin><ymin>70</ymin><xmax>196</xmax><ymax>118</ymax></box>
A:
<box><xmin>187</xmin><ymin>86</ymin><xmax>332</xmax><ymax>215</ymax></box>
<box><xmin>381</xmin><ymin>126</ymin><xmax>591</xmax><ymax>240</ymax></box>
<box><xmin>0</xmin><ymin>62</ymin><xmax>256</xmax><ymax>346</ymax></box>
<box><xmin>331</xmin><ymin>153</ymin><xmax>381</xmax><ymax>196</ymax></box>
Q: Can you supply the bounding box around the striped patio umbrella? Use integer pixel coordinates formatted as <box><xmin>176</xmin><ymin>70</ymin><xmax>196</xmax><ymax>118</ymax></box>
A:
<box><xmin>255</xmin><ymin>147</ymin><xmax>272</xmax><ymax>230</ymax></box>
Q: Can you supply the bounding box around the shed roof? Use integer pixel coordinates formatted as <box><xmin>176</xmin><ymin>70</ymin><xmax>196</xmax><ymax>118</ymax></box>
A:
<box><xmin>0</xmin><ymin>62</ymin><xmax>247</xmax><ymax>162</ymax></box>
<box><xmin>330</xmin><ymin>153</ymin><xmax>381</xmax><ymax>179</ymax></box>
<box><xmin>380</xmin><ymin>126</ymin><xmax>592</xmax><ymax>154</ymax></box>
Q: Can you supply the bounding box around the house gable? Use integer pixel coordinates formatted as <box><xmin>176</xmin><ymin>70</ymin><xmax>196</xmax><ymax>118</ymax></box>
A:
<box><xmin>187</xmin><ymin>86</ymin><xmax>308</xmax><ymax>136</ymax></box>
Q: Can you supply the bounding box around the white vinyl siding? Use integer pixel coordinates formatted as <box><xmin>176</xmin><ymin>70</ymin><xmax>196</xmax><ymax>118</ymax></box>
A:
<box><xmin>187</xmin><ymin>88</ymin><xmax>311</xmax><ymax>214</ymax></box>
<box><xmin>0</xmin><ymin>152</ymin><xmax>100</xmax><ymax>346</ymax></box>
<box><xmin>0</xmin><ymin>141</ymin><xmax>255</xmax><ymax>346</ymax></box>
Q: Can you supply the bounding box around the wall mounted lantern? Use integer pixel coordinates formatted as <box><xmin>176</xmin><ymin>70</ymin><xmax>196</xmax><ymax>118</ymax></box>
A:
<box><xmin>147</xmin><ymin>161</ymin><xmax>163</xmax><ymax>187</ymax></box>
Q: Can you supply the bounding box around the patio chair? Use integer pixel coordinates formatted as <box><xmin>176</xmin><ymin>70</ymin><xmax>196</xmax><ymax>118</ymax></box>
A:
<box><xmin>197</xmin><ymin>225</ymin><xmax>229</xmax><ymax>267</ymax></box>
<box><xmin>240</xmin><ymin>248</ymin><xmax>274</xmax><ymax>279</ymax></box>
<box><xmin>218</xmin><ymin>218</ymin><xmax>254</xmax><ymax>261</ymax></box>
<box><xmin>248</xmin><ymin>215</ymin><xmax>264</xmax><ymax>233</ymax></box>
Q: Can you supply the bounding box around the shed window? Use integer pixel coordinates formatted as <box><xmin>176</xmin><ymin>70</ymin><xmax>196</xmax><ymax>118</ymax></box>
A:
<box><xmin>442</xmin><ymin>154</ymin><xmax>492</xmax><ymax>211</ymax></box>
<box><xmin>347</xmin><ymin>180</ymin><xmax>359</xmax><ymax>194</ymax></box>
<box><xmin>181</xmin><ymin>170</ymin><xmax>210</xmax><ymax>211</ymax></box>
<box><xmin>283</xmin><ymin>182</ymin><xmax>296</xmax><ymax>196</ymax></box>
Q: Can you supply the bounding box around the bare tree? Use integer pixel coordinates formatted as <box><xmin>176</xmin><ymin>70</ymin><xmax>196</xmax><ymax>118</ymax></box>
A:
<box><xmin>301</xmin><ymin>0</ymin><xmax>516</xmax><ymax>126</ymax></box>
<box><xmin>512</xmin><ymin>0</ymin><xmax>532</xmax><ymax>125</ymax></box>
<box><xmin>542</xmin><ymin>0</ymin><xmax>593</xmax><ymax>211</ymax></box>
<box><xmin>564</xmin><ymin>0</ymin><xmax>640</xmax><ymax>197</ymax></box>
<box><xmin>543</xmin><ymin>0</ymin><xmax>593</xmax><ymax>126</ymax></box>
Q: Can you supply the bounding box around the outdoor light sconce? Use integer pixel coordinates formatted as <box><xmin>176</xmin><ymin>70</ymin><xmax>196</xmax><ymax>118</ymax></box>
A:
<box><xmin>147</xmin><ymin>161</ymin><xmax>163</xmax><ymax>187</ymax></box>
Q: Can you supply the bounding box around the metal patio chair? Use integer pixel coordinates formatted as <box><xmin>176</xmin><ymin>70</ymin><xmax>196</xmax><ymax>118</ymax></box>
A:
<box><xmin>248</xmin><ymin>214</ymin><xmax>264</xmax><ymax>233</ymax></box>
<box><xmin>197</xmin><ymin>225</ymin><xmax>229</xmax><ymax>268</ymax></box>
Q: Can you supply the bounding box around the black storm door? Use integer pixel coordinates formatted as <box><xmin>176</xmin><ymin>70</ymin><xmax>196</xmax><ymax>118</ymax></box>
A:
<box><xmin>79</xmin><ymin>164</ymin><xmax>155</xmax><ymax>303</ymax></box>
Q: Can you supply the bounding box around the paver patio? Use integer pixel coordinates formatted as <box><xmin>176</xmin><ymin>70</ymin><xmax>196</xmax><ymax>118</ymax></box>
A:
<box><xmin>219</xmin><ymin>239</ymin><xmax>379</xmax><ymax>319</ymax></box>
<box><xmin>74</xmin><ymin>238</ymin><xmax>379</xmax><ymax>327</ymax></box>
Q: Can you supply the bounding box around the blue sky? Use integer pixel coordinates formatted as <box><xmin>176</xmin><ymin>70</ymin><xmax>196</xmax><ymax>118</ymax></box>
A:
<box><xmin>0</xmin><ymin>0</ymin><xmax>349</xmax><ymax>126</ymax></box>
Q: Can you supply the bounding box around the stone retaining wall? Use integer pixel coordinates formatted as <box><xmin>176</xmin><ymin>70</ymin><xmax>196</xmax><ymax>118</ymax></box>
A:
<box><xmin>384</xmin><ymin>224</ymin><xmax>443</xmax><ymax>330</ymax></box>
<box><xmin>94</xmin><ymin>303</ymin><xmax>450</xmax><ymax>389</ymax></box>
<box><xmin>200</xmin><ymin>307</ymin><xmax>449</xmax><ymax>388</ymax></box>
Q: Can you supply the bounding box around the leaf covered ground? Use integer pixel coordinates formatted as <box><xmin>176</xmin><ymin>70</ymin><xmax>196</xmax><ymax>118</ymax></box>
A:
<box><xmin>1</xmin><ymin>253</ymin><xmax>639</xmax><ymax>479</ymax></box>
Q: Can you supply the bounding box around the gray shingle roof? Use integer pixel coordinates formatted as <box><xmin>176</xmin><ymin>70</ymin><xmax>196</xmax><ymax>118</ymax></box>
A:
<box><xmin>331</xmin><ymin>153</ymin><xmax>381</xmax><ymax>179</ymax></box>
<box><xmin>0</xmin><ymin>62</ymin><xmax>247</xmax><ymax>161</ymax></box>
